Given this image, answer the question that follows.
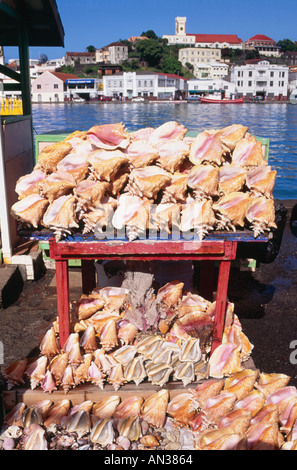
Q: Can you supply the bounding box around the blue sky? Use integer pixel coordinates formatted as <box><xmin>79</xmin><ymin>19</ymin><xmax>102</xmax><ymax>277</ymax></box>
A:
<box><xmin>4</xmin><ymin>0</ymin><xmax>297</xmax><ymax>62</ymax></box>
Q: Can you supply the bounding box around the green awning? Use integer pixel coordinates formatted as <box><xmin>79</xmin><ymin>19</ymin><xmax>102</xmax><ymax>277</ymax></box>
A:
<box><xmin>189</xmin><ymin>89</ymin><xmax>220</xmax><ymax>94</ymax></box>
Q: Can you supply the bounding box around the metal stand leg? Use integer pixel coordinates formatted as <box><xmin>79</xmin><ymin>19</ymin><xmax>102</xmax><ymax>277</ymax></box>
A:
<box><xmin>81</xmin><ymin>259</ymin><xmax>96</xmax><ymax>295</ymax></box>
<box><xmin>55</xmin><ymin>259</ymin><xmax>70</xmax><ymax>349</ymax></box>
<box><xmin>211</xmin><ymin>260</ymin><xmax>231</xmax><ymax>354</ymax></box>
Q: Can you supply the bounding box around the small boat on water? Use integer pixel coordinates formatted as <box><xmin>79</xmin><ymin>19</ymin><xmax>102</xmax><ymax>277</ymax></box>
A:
<box><xmin>200</xmin><ymin>96</ymin><xmax>243</xmax><ymax>104</ymax></box>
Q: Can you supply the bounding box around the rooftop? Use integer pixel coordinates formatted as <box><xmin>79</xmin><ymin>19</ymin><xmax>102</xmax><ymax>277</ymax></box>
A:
<box><xmin>246</xmin><ymin>35</ymin><xmax>276</xmax><ymax>43</ymax></box>
<box><xmin>50</xmin><ymin>71</ymin><xmax>79</xmax><ymax>82</ymax></box>
<box><xmin>187</xmin><ymin>34</ymin><xmax>243</xmax><ymax>44</ymax></box>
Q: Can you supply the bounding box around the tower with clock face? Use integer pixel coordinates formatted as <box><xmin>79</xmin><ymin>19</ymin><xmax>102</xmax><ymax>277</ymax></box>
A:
<box><xmin>175</xmin><ymin>17</ymin><xmax>186</xmax><ymax>36</ymax></box>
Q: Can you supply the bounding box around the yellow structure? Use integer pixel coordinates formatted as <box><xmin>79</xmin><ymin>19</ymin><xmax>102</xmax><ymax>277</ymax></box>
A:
<box><xmin>0</xmin><ymin>97</ymin><xmax>23</xmax><ymax>115</ymax></box>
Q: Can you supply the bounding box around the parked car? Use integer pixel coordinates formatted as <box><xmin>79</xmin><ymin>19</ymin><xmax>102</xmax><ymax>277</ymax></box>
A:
<box><xmin>131</xmin><ymin>97</ymin><xmax>145</xmax><ymax>102</ymax></box>
<box><xmin>98</xmin><ymin>96</ymin><xmax>112</xmax><ymax>101</ymax></box>
<box><xmin>186</xmin><ymin>95</ymin><xmax>200</xmax><ymax>102</ymax></box>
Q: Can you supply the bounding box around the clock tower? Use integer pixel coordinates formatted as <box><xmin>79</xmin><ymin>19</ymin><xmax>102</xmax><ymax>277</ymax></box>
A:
<box><xmin>175</xmin><ymin>17</ymin><xmax>186</xmax><ymax>36</ymax></box>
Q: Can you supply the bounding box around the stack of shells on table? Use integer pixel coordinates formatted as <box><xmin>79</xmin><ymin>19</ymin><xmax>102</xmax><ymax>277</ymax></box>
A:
<box><xmin>3</xmin><ymin>283</ymin><xmax>297</xmax><ymax>451</ymax></box>
<box><xmin>10</xmin><ymin>121</ymin><xmax>278</xmax><ymax>242</ymax></box>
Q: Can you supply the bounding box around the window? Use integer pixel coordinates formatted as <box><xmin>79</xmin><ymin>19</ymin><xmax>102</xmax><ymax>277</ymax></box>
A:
<box><xmin>270</xmin><ymin>81</ymin><xmax>274</xmax><ymax>87</ymax></box>
<box><xmin>248</xmin><ymin>81</ymin><xmax>252</xmax><ymax>87</ymax></box>
<box><xmin>249</xmin><ymin>71</ymin><xmax>252</xmax><ymax>77</ymax></box>
<box><xmin>270</xmin><ymin>72</ymin><xmax>274</xmax><ymax>77</ymax></box>
<box><xmin>54</xmin><ymin>84</ymin><xmax>58</xmax><ymax>89</ymax></box>
<box><xmin>37</xmin><ymin>84</ymin><xmax>41</xmax><ymax>89</ymax></box>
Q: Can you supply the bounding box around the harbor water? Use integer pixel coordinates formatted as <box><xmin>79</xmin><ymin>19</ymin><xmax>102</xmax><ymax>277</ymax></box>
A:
<box><xmin>32</xmin><ymin>102</ymin><xmax>297</xmax><ymax>200</ymax></box>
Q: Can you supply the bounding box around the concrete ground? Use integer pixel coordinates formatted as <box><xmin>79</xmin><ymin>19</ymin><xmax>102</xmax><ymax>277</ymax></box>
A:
<box><xmin>0</xmin><ymin>199</ymin><xmax>296</xmax><ymax>388</ymax></box>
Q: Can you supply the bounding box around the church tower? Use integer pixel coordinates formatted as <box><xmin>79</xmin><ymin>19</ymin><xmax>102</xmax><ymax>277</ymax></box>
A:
<box><xmin>175</xmin><ymin>17</ymin><xmax>186</xmax><ymax>36</ymax></box>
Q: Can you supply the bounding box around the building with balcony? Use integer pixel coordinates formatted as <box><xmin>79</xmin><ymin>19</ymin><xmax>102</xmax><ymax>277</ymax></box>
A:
<box><xmin>193</xmin><ymin>62</ymin><xmax>229</xmax><ymax>80</ymax></box>
<box><xmin>230</xmin><ymin>59</ymin><xmax>289</xmax><ymax>99</ymax></box>
<box><xmin>179</xmin><ymin>47</ymin><xmax>221</xmax><ymax>67</ymax></box>
<box><xmin>103</xmin><ymin>71</ymin><xmax>188</xmax><ymax>99</ymax></box>
<box><xmin>244</xmin><ymin>35</ymin><xmax>281</xmax><ymax>57</ymax></box>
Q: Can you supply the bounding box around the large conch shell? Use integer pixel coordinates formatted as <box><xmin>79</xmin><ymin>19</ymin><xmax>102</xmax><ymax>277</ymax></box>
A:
<box><xmin>213</xmin><ymin>192</ymin><xmax>251</xmax><ymax>231</ymax></box>
<box><xmin>38</xmin><ymin>171</ymin><xmax>76</xmax><ymax>203</ymax></box>
<box><xmin>189</xmin><ymin>130</ymin><xmax>223</xmax><ymax>166</ymax></box>
<box><xmin>87</xmin><ymin>122</ymin><xmax>130</xmax><ymax>150</ymax></box>
<box><xmin>11</xmin><ymin>194</ymin><xmax>49</xmax><ymax>229</ymax></box>
<box><xmin>35</xmin><ymin>140</ymin><xmax>73</xmax><ymax>173</ymax></box>
<box><xmin>187</xmin><ymin>164</ymin><xmax>219</xmax><ymax>200</ymax></box>
<box><xmin>232</xmin><ymin>134</ymin><xmax>267</xmax><ymax>167</ymax></box>
<box><xmin>245</xmin><ymin>196</ymin><xmax>277</xmax><ymax>238</ymax></box>
<box><xmin>112</xmin><ymin>193</ymin><xmax>151</xmax><ymax>241</ymax></box>
<box><xmin>127</xmin><ymin>166</ymin><xmax>172</xmax><ymax>200</ymax></box>
<box><xmin>42</xmin><ymin>194</ymin><xmax>79</xmax><ymax>240</ymax></box>
<box><xmin>15</xmin><ymin>169</ymin><xmax>47</xmax><ymax>199</ymax></box>
<box><xmin>141</xmin><ymin>389</ymin><xmax>169</xmax><ymax>428</ymax></box>
<box><xmin>88</xmin><ymin>149</ymin><xmax>128</xmax><ymax>182</ymax></box>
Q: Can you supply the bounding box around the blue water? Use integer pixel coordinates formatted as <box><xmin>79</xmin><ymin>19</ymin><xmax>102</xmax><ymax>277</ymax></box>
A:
<box><xmin>32</xmin><ymin>102</ymin><xmax>297</xmax><ymax>200</ymax></box>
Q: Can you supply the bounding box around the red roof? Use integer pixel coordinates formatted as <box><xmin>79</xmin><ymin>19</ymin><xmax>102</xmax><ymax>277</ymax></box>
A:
<box><xmin>66</xmin><ymin>52</ymin><xmax>95</xmax><ymax>57</ymax></box>
<box><xmin>50</xmin><ymin>72</ymin><xmax>79</xmax><ymax>82</ymax></box>
<box><xmin>188</xmin><ymin>34</ymin><xmax>243</xmax><ymax>44</ymax></box>
<box><xmin>157</xmin><ymin>73</ymin><xmax>188</xmax><ymax>81</ymax></box>
<box><xmin>246</xmin><ymin>35</ymin><xmax>275</xmax><ymax>43</ymax></box>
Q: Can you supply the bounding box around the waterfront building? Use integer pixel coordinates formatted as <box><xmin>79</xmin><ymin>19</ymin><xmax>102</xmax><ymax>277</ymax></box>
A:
<box><xmin>31</xmin><ymin>71</ymin><xmax>79</xmax><ymax>103</ymax></box>
<box><xmin>244</xmin><ymin>35</ymin><xmax>281</xmax><ymax>58</ymax></box>
<box><xmin>179</xmin><ymin>47</ymin><xmax>221</xmax><ymax>67</ymax></box>
<box><xmin>65</xmin><ymin>51</ymin><xmax>96</xmax><ymax>66</ymax></box>
<box><xmin>193</xmin><ymin>62</ymin><xmax>229</xmax><ymax>80</ymax></box>
<box><xmin>289</xmin><ymin>66</ymin><xmax>297</xmax><ymax>93</ymax></box>
<box><xmin>163</xmin><ymin>17</ymin><xmax>243</xmax><ymax>50</ymax></box>
<box><xmin>187</xmin><ymin>78</ymin><xmax>236</xmax><ymax>98</ymax></box>
<box><xmin>103</xmin><ymin>71</ymin><xmax>188</xmax><ymax>99</ymax></box>
<box><xmin>230</xmin><ymin>59</ymin><xmax>289</xmax><ymax>100</ymax></box>
<box><xmin>65</xmin><ymin>77</ymin><xmax>102</xmax><ymax>101</ymax></box>
<box><xmin>96</xmin><ymin>42</ymin><xmax>128</xmax><ymax>64</ymax></box>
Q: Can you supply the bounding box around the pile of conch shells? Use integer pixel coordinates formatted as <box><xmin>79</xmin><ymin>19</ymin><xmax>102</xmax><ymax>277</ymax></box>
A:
<box><xmin>11</xmin><ymin>121</ymin><xmax>277</xmax><ymax>241</ymax></box>
<box><xmin>2</xmin><ymin>370</ymin><xmax>297</xmax><ymax>450</ymax></box>
<box><xmin>3</xmin><ymin>281</ymin><xmax>254</xmax><ymax>394</ymax></box>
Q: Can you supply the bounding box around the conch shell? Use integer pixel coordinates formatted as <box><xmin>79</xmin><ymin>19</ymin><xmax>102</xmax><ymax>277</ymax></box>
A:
<box><xmin>141</xmin><ymin>389</ymin><xmax>169</xmax><ymax>428</ymax></box>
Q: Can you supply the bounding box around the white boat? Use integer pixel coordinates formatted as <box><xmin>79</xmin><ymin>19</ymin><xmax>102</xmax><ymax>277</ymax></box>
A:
<box><xmin>289</xmin><ymin>89</ymin><xmax>297</xmax><ymax>105</ymax></box>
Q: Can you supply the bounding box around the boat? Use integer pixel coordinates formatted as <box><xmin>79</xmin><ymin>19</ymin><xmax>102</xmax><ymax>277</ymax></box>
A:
<box><xmin>200</xmin><ymin>96</ymin><xmax>243</xmax><ymax>104</ymax></box>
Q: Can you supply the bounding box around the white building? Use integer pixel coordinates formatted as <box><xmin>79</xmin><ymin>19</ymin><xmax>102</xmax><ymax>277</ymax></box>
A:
<box><xmin>179</xmin><ymin>47</ymin><xmax>221</xmax><ymax>67</ymax></box>
<box><xmin>187</xmin><ymin>78</ymin><xmax>236</xmax><ymax>98</ymax></box>
<box><xmin>288</xmin><ymin>66</ymin><xmax>297</xmax><ymax>93</ymax></box>
<box><xmin>163</xmin><ymin>17</ymin><xmax>243</xmax><ymax>50</ymax></box>
<box><xmin>103</xmin><ymin>71</ymin><xmax>188</xmax><ymax>99</ymax></box>
<box><xmin>230</xmin><ymin>59</ymin><xmax>289</xmax><ymax>100</ymax></box>
<box><xmin>96</xmin><ymin>42</ymin><xmax>128</xmax><ymax>64</ymax></box>
<box><xmin>194</xmin><ymin>62</ymin><xmax>229</xmax><ymax>80</ymax></box>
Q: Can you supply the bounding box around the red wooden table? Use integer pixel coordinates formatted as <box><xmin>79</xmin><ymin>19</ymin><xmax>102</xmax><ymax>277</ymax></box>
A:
<box><xmin>49</xmin><ymin>237</ymin><xmax>241</xmax><ymax>354</ymax></box>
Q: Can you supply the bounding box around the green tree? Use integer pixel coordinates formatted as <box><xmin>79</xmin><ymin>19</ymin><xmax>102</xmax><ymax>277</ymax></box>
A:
<box><xmin>277</xmin><ymin>39</ymin><xmax>297</xmax><ymax>52</ymax></box>
<box><xmin>136</xmin><ymin>39</ymin><xmax>164</xmax><ymax>67</ymax></box>
<box><xmin>141</xmin><ymin>30</ymin><xmax>158</xmax><ymax>40</ymax></box>
<box><xmin>86</xmin><ymin>45</ymin><xmax>96</xmax><ymax>52</ymax></box>
<box><xmin>161</xmin><ymin>56</ymin><xmax>183</xmax><ymax>75</ymax></box>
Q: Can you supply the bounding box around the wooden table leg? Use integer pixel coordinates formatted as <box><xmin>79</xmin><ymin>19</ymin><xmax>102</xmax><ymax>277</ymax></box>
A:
<box><xmin>55</xmin><ymin>259</ymin><xmax>70</xmax><ymax>349</ymax></box>
<box><xmin>81</xmin><ymin>259</ymin><xmax>96</xmax><ymax>295</ymax></box>
<box><xmin>211</xmin><ymin>259</ymin><xmax>231</xmax><ymax>354</ymax></box>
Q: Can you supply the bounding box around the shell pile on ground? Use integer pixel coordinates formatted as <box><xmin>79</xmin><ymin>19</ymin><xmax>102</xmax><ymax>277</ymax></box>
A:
<box><xmin>3</xmin><ymin>281</ymin><xmax>253</xmax><ymax>394</ymax></box>
<box><xmin>11</xmin><ymin>122</ymin><xmax>277</xmax><ymax>241</ymax></box>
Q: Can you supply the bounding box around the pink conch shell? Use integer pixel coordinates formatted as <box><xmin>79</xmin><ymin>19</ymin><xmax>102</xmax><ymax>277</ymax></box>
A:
<box><xmin>49</xmin><ymin>353</ymin><xmax>69</xmax><ymax>385</ymax></box>
<box><xmin>189</xmin><ymin>130</ymin><xmax>223</xmax><ymax>166</ymax></box>
<box><xmin>153</xmin><ymin>202</ymin><xmax>181</xmax><ymax>235</ymax></box>
<box><xmin>254</xmin><ymin>372</ymin><xmax>291</xmax><ymax>398</ymax></box>
<box><xmin>246</xmin><ymin>196</ymin><xmax>277</xmax><ymax>237</ymax></box>
<box><xmin>187</xmin><ymin>164</ymin><xmax>219</xmax><ymax>200</ymax></box>
<box><xmin>112</xmin><ymin>193</ymin><xmax>151</xmax><ymax>241</ymax></box>
<box><xmin>204</xmin><ymin>392</ymin><xmax>237</xmax><ymax>424</ymax></box>
<box><xmin>218</xmin><ymin>165</ymin><xmax>248</xmax><ymax>195</ymax></box>
<box><xmin>99</xmin><ymin>319</ymin><xmax>119</xmax><ymax>351</ymax></box>
<box><xmin>11</xmin><ymin>194</ymin><xmax>49</xmax><ymax>228</ymax></box>
<box><xmin>39</xmin><ymin>327</ymin><xmax>60</xmax><ymax>357</ymax></box>
<box><xmin>4</xmin><ymin>402</ymin><xmax>26</xmax><ymax>426</ymax></box>
<box><xmin>141</xmin><ymin>389</ymin><xmax>169</xmax><ymax>428</ymax></box>
<box><xmin>62</xmin><ymin>333</ymin><xmax>83</xmax><ymax>366</ymax></box>
<box><xmin>124</xmin><ymin>139</ymin><xmax>159</xmax><ymax>168</ymax></box>
<box><xmin>215</xmin><ymin>124</ymin><xmax>248</xmax><ymax>152</ymax></box>
<box><xmin>149</xmin><ymin>121</ymin><xmax>187</xmax><ymax>146</ymax></box>
<box><xmin>114</xmin><ymin>396</ymin><xmax>144</xmax><ymax>419</ymax></box>
<box><xmin>88</xmin><ymin>361</ymin><xmax>105</xmax><ymax>389</ymax></box>
<box><xmin>250</xmin><ymin>403</ymin><xmax>279</xmax><ymax>427</ymax></box>
<box><xmin>167</xmin><ymin>391</ymin><xmax>200</xmax><ymax>425</ymax></box>
<box><xmin>42</xmin><ymin>195</ymin><xmax>79</xmax><ymax>240</ymax></box>
<box><xmin>266</xmin><ymin>386</ymin><xmax>297</xmax><ymax>415</ymax></box>
<box><xmin>218</xmin><ymin>409</ymin><xmax>252</xmax><ymax>435</ymax></box>
<box><xmin>73</xmin><ymin>353</ymin><xmax>93</xmax><ymax>385</ymax></box>
<box><xmin>93</xmin><ymin>395</ymin><xmax>121</xmax><ymax>419</ymax></box>
<box><xmin>25</xmin><ymin>356</ymin><xmax>48</xmax><ymax>390</ymax></box>
<box><xmin>41</xmin><ymin>370</ymin><xmax>57</xmax><ymax>393</ymax></box>
<box><xmin>156</xmin><ymin>280</ymin><xmax>184</xmax><ymax>308</ymax></box>
<box><xmin>208</xmin><ymin>342</ymin><xmax>243</xmax><ymax>378</ymax></box>
<box><xmin>108</xmin><ymin>363</ymin><xmax>126</xmax><ymax>390</ymax></box>
<box><xmin>15</xmin><ymin>169</ymin><xmax>47</xmax><ymax>199</ymax></box>
<box><xmin>245</xmin><ymin>422</ymin><xmax>281</xmax><ymax>450</ymax></box>
<box><xmin>88</xmin><ymin>149</ymin><xmax>128</xmax><ymax>182</ymax></box>
<box><xmin>56</xmin><ymin>142</ymin><xmax>92</xmax><ymax>183</ymax></box>
<box><xmin>35</xmin><ymin>140</ymin><xmax>73</xmax><ymax>173</ymax></box>
<box><xmin>232</xmin><ymin>134</ymin><xmax>267</xmax><ymax>167</ymax></box>
<box><xmin>73</xmin><ymin>296</ymin><xmax>105</xmax><ymax>321</ymax></box>
<box><xmin>43</xmin><ymin>399</ymin><xmax>71</xmax><ymax>428</ymax></box>
<box><xmin>223</xmin><ymin>323</ymin><xmax>254</xmax><ymax>361</ymax></box>
<box><xmin>80</xmin><ymin>326</ymin><xmax>98</xmax><ymax>353</ymax></box>
<box><xmin>213</xmin><ymin>191</ymin><xmax>251</xmax><ymax>231</ymax></box>
<box><xmin>156</xmin><ymin>139</ymin><xmax>190</xmax><ymax>173</ymax></box>
<box><xmin>180</xmin><ymin>197</ymin><xmax>216</xmax><ymax>239</ymax></box>
<box><xmin>161</xmin><ymin>173</ymin><xmax>188</xmax><ymax>203</ymax></box>
<box><xmin>223</xmin><ymin>369</ymin><xmax>258</xmax><ymax>401</ymax></box>
<box><xmin>130</xmin><ymin>127</ymin><xmax>154</xmax><ymax>141</ymax></box>
<box><xmin>234</xmin><ymin>390</ymin><xmax>266</xmax><ymax>417</ymax></box>
<box><xmin>74</xmin><ymin>180</ymin><xmax>111</xmax><ymax>208</ymax></box>
<box><xmin>194</xmin><ymin>378</ymin><xmax>225</xmax><ymax>408</ymax></box>
<box><xmin>97</xmin><ymin>286</ymin><xmax>129</xmax><ymax>313</ymax></box>
<box><xmin>128</xmin><ymin>166</ymin><xmax>172</xmax><ymax>200</ymax></box>
<box><xmin>195</xmin><ymin>427</ymin><xmax>244</xmax><ymax>450</ymax></box>
<box><xmin>87</xmin><ymin>122</ymin><xmax>130</xmax><ymax>150</ymax></box>
<box><xmin>246</xmin><ymin>165</ymin><xmax>277</xmax><ymax>198</ymax></box>
<box><xmin>38</xmin><ymin>171</ymin><xmax>76</xmax><ymax>203</ymax></box>
<box><xmin>116</xmin><ymin>319</ymin><xmax>138</xmax><ymax>345</ymax></box>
